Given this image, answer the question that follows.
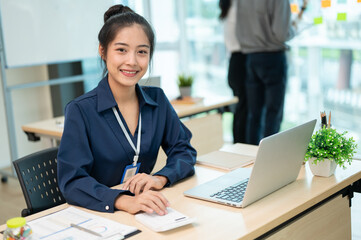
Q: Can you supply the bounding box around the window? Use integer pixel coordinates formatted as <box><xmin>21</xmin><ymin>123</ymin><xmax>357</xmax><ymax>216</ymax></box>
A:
<box><xmin>287</xmin><ymin>0</ymin><xmax>361</xmax><ymax>155</ymax></box>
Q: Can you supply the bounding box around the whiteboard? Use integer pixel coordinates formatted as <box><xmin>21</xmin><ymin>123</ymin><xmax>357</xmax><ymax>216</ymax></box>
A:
<box><xmin>0</xmin><ymin>0</ymin><xmax>119</xmax><ymax>68</ymax></box>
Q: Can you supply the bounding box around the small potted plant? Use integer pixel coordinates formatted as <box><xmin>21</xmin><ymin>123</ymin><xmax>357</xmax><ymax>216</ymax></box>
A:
<box><xmin>177</xmin><ymin>74</ymin><xmax>194</xmax><ymax>98</ymax></box>
<box><xmin>304</xmin><ymin>126</ymin><xmax>357</xmax><ymax>177</ymax></box>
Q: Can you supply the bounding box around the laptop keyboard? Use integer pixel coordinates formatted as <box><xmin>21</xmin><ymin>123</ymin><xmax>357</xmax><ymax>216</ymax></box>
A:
<box><xmin>210</xmin><ymin>178</ymin><xmax>249</xmax><ymax>203</ymax></box>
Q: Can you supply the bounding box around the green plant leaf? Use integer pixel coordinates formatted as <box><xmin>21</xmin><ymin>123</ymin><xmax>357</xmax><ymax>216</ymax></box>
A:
<box><xmin>177</xmin><ymin>74</ymin><xmax>194</xmax><ymax>87</ymax></box>
<box><xmin>304</xmin><ymin>126</ymin><xmax>357</xmax><ymax>169</ymax></box>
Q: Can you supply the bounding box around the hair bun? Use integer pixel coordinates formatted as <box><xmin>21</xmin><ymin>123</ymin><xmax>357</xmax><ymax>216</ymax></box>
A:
<box><xmin>104</xmin><ymin>4</ymin><xmax>134</xmax><ymax>23</ymax></box>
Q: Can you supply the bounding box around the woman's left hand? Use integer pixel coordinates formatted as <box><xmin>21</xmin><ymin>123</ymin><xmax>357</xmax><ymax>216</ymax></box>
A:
<box><xmin>122</xmin><ymin>173</ymin><xmax>168</xmax><ymax>195</ymax></box>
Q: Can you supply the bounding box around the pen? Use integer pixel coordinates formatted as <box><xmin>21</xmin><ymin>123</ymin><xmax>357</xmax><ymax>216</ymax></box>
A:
<box><xmin>70</xmin><ymin>223</ymin><xmax>102</xmax><ymax>237</ymax></box>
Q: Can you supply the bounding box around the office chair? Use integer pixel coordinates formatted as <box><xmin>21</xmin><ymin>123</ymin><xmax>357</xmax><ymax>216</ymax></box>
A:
<box><xmin>13</xmin><ymin>147</ymin><xmax>66</xmax><ymax>217</ymax></box>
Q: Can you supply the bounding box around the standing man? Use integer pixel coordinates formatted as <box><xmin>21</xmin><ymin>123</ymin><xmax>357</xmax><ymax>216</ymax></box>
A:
<box><xmin>236</xmin><ymin>0</ymin><xmax>296</xmax><ymax>145</ymax></box>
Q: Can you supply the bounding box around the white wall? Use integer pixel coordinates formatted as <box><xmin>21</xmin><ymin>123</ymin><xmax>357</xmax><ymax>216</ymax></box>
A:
<box><xmin>0</xmin><ymin>0</ymin><xmax>116</xmax><ymax>67</ymax></box>
<box><xmin>0</xmin><ymin>66</ymin><xmax>53</xmax><ymax>169</ymax></box>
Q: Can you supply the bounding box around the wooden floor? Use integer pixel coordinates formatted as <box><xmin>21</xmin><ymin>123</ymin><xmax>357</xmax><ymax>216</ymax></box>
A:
<box><xmin>0</xmin><ymin>174</ymin><xmax>361</xmax><ymax>239</ymax></box>
<box><xmin>0</xmin><ymin>174</ymin><xmax>26</xmax><ymax>224</ymax></box>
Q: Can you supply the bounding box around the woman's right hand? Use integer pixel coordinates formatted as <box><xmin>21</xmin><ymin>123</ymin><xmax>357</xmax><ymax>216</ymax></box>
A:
<box><xmin>115</xmin><ymin>190</ymin><xmax>170</xmax><ymax>215</ymax></box>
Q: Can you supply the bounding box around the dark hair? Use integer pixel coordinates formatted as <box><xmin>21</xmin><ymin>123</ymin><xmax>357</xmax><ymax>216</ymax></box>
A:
<box><xmin>98</xmin><ymin>5</ymin><xmax>155</xmax><ymax>76</ymax></box>
<box><xmin>219</xmin><ymin>0</ymin><xmax>231</xmax><ymax>20</ymax></box>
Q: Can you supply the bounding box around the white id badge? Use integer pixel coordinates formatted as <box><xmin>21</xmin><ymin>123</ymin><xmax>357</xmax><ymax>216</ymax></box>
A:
<box><xmin>121</xmin><ymin>162</ymin><xmax>141</xmax><ymax>183</ymax></box>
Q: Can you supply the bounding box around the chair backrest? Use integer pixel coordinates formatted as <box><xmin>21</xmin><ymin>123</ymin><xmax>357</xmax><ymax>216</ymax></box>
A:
<box><xmin>183</xmin><ymin>113</ymin><xmax>224</xmax><ymax>156</ymax></box>
<box><xmin>13</xmin><ymin>147</ymin><xmax>66</xmax><ymax>216</ymax></box>
<box><xmin>152</xmin><ymin>113</ymin><xmax>224</xmax><ymax>174</ymax></box>
<box><xmin>138</xmin><ymin>76</ymin><xmax>161</xmax><ymax>87</ymax></box>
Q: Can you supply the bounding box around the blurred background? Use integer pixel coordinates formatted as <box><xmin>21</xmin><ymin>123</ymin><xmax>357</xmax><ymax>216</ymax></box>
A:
<box><xmin>1</xmin><ymin>0</ymin><xmax>361</xmax><ymax>170</ymax></box>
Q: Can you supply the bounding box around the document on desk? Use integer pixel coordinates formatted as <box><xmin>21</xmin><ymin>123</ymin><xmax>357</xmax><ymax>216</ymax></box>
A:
<box><xmin>27</xmin><ymin>207</ymin><xmax>139</xmax><ymax>240</ymax></box>
<box><xmin>135</xmin><ymin>207</ymin><xmax>195</xmax><ymax>232</ymax></box>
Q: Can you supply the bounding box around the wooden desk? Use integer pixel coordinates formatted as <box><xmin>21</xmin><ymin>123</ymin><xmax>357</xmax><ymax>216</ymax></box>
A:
<box><xmin>21</xmin><ymin>96</ymin><xmax>238</xmax><ymax>142</ymax></box>
<box><xmin>1</xmin><ymin>160</ymin><xmax>361</xmax><ymax>239</ymax></box>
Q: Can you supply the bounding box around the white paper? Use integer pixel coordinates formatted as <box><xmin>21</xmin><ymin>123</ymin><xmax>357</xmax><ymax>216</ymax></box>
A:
<box><xmin>135</xmin><ymin>207</ymin><xmax>195</xmax><ymax>232</ymax></box>
<box><xmin>28</xmin><ymin>207</ymin><xmax>137</xmax><ymax>240</ymax></box>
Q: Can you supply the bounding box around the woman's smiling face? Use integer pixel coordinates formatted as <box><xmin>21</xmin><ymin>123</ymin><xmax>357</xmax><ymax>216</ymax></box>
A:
<box><xmin>99</xmin><ymin>24</ymin><xmax>150</xmax><ymax>89</ymax></box>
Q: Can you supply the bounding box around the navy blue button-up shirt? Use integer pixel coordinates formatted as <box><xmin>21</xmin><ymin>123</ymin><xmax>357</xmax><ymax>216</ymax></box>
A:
<box><xmin>57</xmin><ymin>76</ymin><xmax>196</xmax><ymax>212</ymax></box>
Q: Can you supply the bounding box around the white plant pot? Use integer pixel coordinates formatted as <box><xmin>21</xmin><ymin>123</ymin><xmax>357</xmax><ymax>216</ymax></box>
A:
<box><xmin>308</xmin><ymin>158</ymin><xmax>337</xmax><ymax>177</ymax></box>
<box><xmin>179</xmin><ymin>86</ymin><xmax>192</xmax><ymax>97</ymax></box>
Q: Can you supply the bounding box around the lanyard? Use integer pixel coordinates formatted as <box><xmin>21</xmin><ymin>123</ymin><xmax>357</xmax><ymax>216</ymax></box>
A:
<box><xmin>112</xmin><ymin>107</ymin><xmax>141</xmax><ymax>166</ymax></box>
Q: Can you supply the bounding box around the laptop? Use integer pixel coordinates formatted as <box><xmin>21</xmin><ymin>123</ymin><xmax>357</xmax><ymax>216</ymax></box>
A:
<box><xmin>184</xmin><ymin>119</ymin><xmax>316</xmax><ymax>208</ymax></box>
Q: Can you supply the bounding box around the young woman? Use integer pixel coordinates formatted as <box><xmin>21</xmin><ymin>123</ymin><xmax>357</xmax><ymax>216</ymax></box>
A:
<box><xmin>57</xmin><ymin>5</ymin><xmax>196</xmax><ymax>216</ymax></box>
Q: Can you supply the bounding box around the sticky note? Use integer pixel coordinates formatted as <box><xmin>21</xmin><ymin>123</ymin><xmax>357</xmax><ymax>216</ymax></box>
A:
<box><xmin>290</xmin><ymin>3</ymin><xmax>299</xmax><ymax>13</ymax></box>
<box><xmin>321</xmin><ymin>0</ymin><xmax>331</xmax><ymax>7</ymax></box>
<box><xmin>337</xmin><ymin>0</ymin><xmax>346</xmax><ymax>3</ymax></box>
<box><xmin>337</xmin><ymin>13</ymin><xmax>347</xmax><ymax>21</ymax></box>
<box><xmin>314</xmin><ymin>17</ymin><xmax>323</xmax><ymax>25</ymax></box>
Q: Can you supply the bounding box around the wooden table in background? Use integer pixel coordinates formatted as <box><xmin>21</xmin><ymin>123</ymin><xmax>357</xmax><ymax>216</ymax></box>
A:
<box><xmin>21</xmin><ymin>96</ymin><xmax>238</xmax><ymax>143</ymax></box>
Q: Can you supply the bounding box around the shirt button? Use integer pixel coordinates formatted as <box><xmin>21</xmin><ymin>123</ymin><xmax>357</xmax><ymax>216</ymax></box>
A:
<box><xmin>105</xmin><ymin>205</ymin><xmax>109</xmax><ymax>211</ymax></box>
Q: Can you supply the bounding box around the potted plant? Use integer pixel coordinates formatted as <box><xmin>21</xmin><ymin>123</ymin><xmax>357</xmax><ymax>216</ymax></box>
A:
<box><xmin>304</xmin><ymin>126</ymin><xmax>357</xmax><ymax>177</ymax></box>
<box><xmin>177</xmin><ymin>74</ymin><xmax>194</xmax><ymax>98</ymax></box>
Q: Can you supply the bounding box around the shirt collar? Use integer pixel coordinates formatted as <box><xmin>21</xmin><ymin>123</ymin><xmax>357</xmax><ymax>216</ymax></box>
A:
<box><xmin>97</xmin><ymin>75</ymin><xmax>158</xmax><ymax>112</ymax></box>
<box><xmin>135</xmin><ymin>83</ymin><xmax>159</xmax><ymax>108</ymax></box>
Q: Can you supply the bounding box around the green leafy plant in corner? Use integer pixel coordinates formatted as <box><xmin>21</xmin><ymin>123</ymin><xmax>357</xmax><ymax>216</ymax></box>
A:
<box><xmin>304</xmin><ymin>126</ymin><xmax>357</xmax><ymax>169</ymax></box>
<box><xmin>177</xmin><ymin>74</ymin><xmax>194</xmax><ymax>87</ymax></box>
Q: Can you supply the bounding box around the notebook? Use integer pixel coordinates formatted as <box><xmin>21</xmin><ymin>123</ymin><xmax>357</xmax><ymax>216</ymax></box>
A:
<box><xmin>196</xmin><ymin>150</ymin><xmax>255</xmax><ymax>170</ymax></box>
<box><xmin>220</xmin><ymin>143</ymin><xmax>258</xmax><ymax>156</ymax></box>
<box><xmin>197</xmin><ymin>143</ymin><xmax>258</xmax><ymax>170</ymax></box>
<box><xmin>184</xmin><ymin>119</ymin><xmax>316</xmax><ymax>208</ymax></box>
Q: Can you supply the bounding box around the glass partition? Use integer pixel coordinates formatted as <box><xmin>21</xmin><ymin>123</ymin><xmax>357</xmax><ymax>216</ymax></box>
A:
<box><xmin>81</xmin><ymin>0</ymin><xmax>361</xmax><ymax>152</ymax></box>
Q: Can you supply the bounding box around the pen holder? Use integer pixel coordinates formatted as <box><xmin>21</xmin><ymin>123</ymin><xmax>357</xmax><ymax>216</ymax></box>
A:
<box><xmin>3</xmin><ymin>217</ymin><xmax>33</xmax><ymax>240</ymax></box>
